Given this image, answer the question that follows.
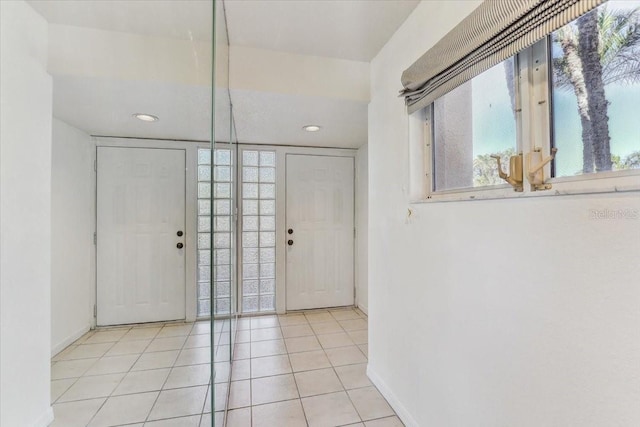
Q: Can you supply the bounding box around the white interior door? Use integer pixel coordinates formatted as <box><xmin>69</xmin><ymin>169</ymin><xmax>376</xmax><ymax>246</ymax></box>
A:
<box><xmin>286</xmin><ymin>154</ymin><xmax>354</xmax><ymax>310</ymax></box>
<box><xmin>97</xmin><ymin>147</ymin><xmax>186</xmax><ymax>326</ymax></box>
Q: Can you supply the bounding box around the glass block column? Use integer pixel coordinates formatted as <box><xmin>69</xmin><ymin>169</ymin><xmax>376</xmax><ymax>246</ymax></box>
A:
<box><xmin>241</xmin><ymin>150</ymin><xmax>276</xmax><ymax>313</ymax></box>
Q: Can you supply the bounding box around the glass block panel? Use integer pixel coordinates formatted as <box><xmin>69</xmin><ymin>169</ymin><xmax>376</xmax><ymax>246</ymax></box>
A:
<box><xmin>260</xmin><ymin>232</ymin><xmax>276</xmax><ymax>247</ymax></box>
<box><xmin>260</xmin><ymin>279</ymin><xmax>275</xmax><ymax>293</ymax></box>
<box><xmin>215</xmin><ymin>264</ymin><xmax>230</xmax><ymax>281</ymax></box>
<box><xmin>198</xmin><ymin>265</ymin><xmax>211</xmax><ymax>281</ymax></box>
<box><xmin>260</xmin><ymin>247</ymin><xmax>275</xmax><ymax>263</ymax></box>
<box><xmin>215</xmin><ymin>281</ymin><xmax>230</xmax><ymax>298</ymax></box>
<box><xmin>259</xmin><ymin>167</ymin><xmax>275</xmax><ymax>183</ymax></box>
<box><xmin>259</xmin><ymin>184</ymin><xmax>275</xmax><ymax>199</ymax></box>
<box><xmin>243</xmin><ymin>216</ymin><xmax>259</xmax><ymax>231</ymax></box>
<box><xmin>198</xmin><ymin>149</ymin><xmax>211</xmax><ymax>165</ymax></box>
<box><xmin>198</xmin><ymin>200</ymin><xmax>211</xmax><ymax>215</ymax></box>
<box><xmin>215</xmin><ymin>298</ymin><xmax>230</xmax><ymax>315</ymax></box>
<box><xmin>243</xmin><ymin>151</ymin><xmax>259</xmax><ymax>166</ymax></box>
<box><xmin>214</xmin><ymin>183</ymin><xmax>231</xmax><ymax>199</ymax></box>
<box><xmin>215</xmin><ymin>149</ymin><xmax>231</xmax><ymax>165</ymax></box>
<box><xmin>243</xmin><ymin>248</ymin><xmax>259</xmax><ymax>263</ymax></box>
<box><xmin>198</xmin><ymin>216</ymin><xmax>211</xmax><ymax>232</ymax></box>
<box><xmin>214</xmin><ymin>166</ymin><xmax>231</xmax><ymax>182</ymax></box>
<box><xmin>260</xmin><ymin>151</ymin><xmax>276</xmax><ymax>167</ymax></box>
<box><xmin>198</xmin><ymin>282</ymin><xmax>211</xmax><ymax>299</ymax></box>
<box><xmin>243</xmin><ymin>280</ymin><xmax>259</xmax><ymax>296</ymax></box>
<box><xmin>259</xmin><ymin>295</ymin><xmax>275</xmax><ymax>311</ymax></box>
<box><xmin>243</xmin><ymin>296</ymin><xmax>259</xmax><ymax>313</ymax></box>
<box><xmin>242</xmin><ymin>232</ymin><xmax>258</xmax><ymax>248</ymax></box>
<box><xmin>197</xmin><ymin>299</ymin><xmax>211</xmax><ymax>317</ymax></box>
<box><xmin>243</xmin><ymin>200</ymin><xmax>258</xmax><ymax>215</ymax></box>
<box><xmin>259</xmin><ymin>216</ymin><xmax>275</xmax><ymax>231</ymax></box>
<box><xmin>214</xmin><ymin>216</ymin><xmax>230</xmax><ymax>232</ymax></box>
<box><xmin>198</xmin><ymin>183</ymin><xmax>211</xmax><ymax>198</ymax></box>
<box><xmin>198</xmin><ymin>165</ymin><xmax>211</xmax><ymax>181</ymax></box>
<box><xmin>260</xmin><ymin>200</ymin><xmax>275</xmax><ymax>215</ymax></box>
<box><xmin>260</xmin><ymin>263</ymin><xmax>275</xmax><ymax>279</ymax></box>
<box><xmin>243</xmin><ymin>263</ymin><xmax>259</xmax><ymax>279</ymax></box>
<box><xmin>198</xmin><ymin>250</ymin><xmax>211</xmax><ymax>266</ymax></box>
<box><xmin>243</xmin><ymin>167</ymin><xmax>259</xmax><ymax>182</ymax></box>
<box><xmin>198</xmin><ymin>233</ymin><xmax>211</xmax><ymax>249</ymax></box>
<box><xmin>214</xmin><ymin>249</ymin><xmax>230</xmax><ymax>265</ymax></box>
<box><xmin>243</xmin><ymin>183</ymin><xmax>258</xmax><ymax>199</ymax></box>
<box><xmin>214</xmin><ymin>200</ymin><xmax>231</xmax><ymax>215</ymax></box>
<box><xmin>214</xmin><ymin>232</ymin><xmax>231</xmax><ymax>248</ymax></box>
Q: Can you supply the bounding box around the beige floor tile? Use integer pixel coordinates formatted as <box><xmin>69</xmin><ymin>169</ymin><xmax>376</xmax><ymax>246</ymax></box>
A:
<box><xmin>301</xmin><ymin>391</ymin><xmax>361</xmax><ymax>427</ymax></box>
<box><xmin>58</xmin><ymin>373</ymin><xmax>125</xmax><ymax>402</ymax></box>
<box><xmin>214</xmin><ymin>361</ymin><xmax>231</xmax><ymax>384</ymax></box>
<box><xmin>236</xmin><ymin>330</ymin><xmax>251</xmax><ymax>343</ymax></box>
<box><xmin>88</xmin><ymin>391</ymin><xmax>158</xmax><ymax>427</ymax></box>
<box><xmin>132</xmin><ymin>350</ymin><xmax>179</xmax><ymax>371</ymax></box>
<box><xmin>146</xmin><ymin>336</ymin><xmax>188</xmax><ymax>353</ymax></box>
<box><xmin>250</xmin><ymin>327</ymin><xmax>283</xmax><ymax>342</ymax></box>
<box><xmin>51</xmin><ymin>358</ymin><xmax>98</xmax><ymax>380</ymax></box>
<box><xmin>52</xmin><ymin>344</ymin><xmax>80</xmax><ymax>362</ymax></box>
<box><xmin>84</xmin><ymin>354</ymin><xmax>139</xmax><ymax>376</ymax></box>
<box><xmin>330</xmin><ymin>309</ymin><xmax>362</xmax><ymax>321</ymax></box>
<box><xmin>229</xmin><ymin>380</ymin><xmax>251</xmax><ymax>409</ymax></box>
<box><xmin>199</xmin><ymin>413</ymin><xmax>212</xmax><ymax>427</ymax></box>
<box><xmin>304</xmin><ymin>311</ymin><xmax>334</xmax><ymax>323</ymax></box>
<box><xmin>144</xmin><ymin>414</ymin><xmax>201</xmax><ymax>426</ymax></box>
<box><xmin>284</xmin><ymin>336</ymin><xmax>321</xmax><ymax>353</ymax></box>
<box><xmin>277</xmin><ymin>314</ymin><xmax>308</xmax><ymax>327</ymax></box>
<box><xmin>250</xmin><ymin>316</ymin><xmax>279</xmax><ymax>329</ymax></box>
<box><xmin>112</xmin><ymin>368</ymin><xmax>170</xmax><ymax>395</ymax></box>
<box><xmin>289</xmin><ymin>350</ymin><xmax>332</xmax><ymax>372</ymax></box>
<box><xmin>50</xmin><ymin>398</ymin><xmax>105</xmax><ymax>427</ymax></box>
<box><xmin>344</xmin><ymin>424</ymin><xmax>365</xmax><ymax>427</ymax></box>
<box><xmin>234</xmin><ymin>343</ymin><xmax>251</xmax><ymax>360</ymax></box>
<box><xmin>358</xmin><ymin>344</ymin><xmax>368</xmax><ymax>358</ymax></box>
<box><xmin>339</xmin><ymin>319</ymin><xmax>368</xmax><ymax>331</ymax></box>
<box><xmin>51</xmin><ymin>378</ymin><xmax>77</xmax><ymax>403</ymax></box>
<box><xmin>237</xmin><ymin>318</ymin><xmax>252</xmax><ymax>330</ymax></box>
<box><xmin>105</xmin><ymin>339</ymin><xmax>151</xmax><ymax>356</ymax></box>
<box><xmin>176</xmin><ymin>347</ymin><xmax>211</xmax><ymax>366</ymax></box>
<box><xmin>364</xmin><ymin>416</ymin><xmax>405</xmax><ymax>427</ymax></box>
<box><xmin>213</xmin><ymin>382</ymin><xmax>229</xmax><ymax>412</ymax></box>
<box><xmin>335</xmin><ymin>363</ymin><xmax>372</xmax><ymax>390</ymax></box>
<box><xmin>83</xmin><ymin>329</ymin><xmax>129</xmax><ymax>344</ymax></box>
<box><xmin>227</xmin><ymin>407</ymin><xmax>251</xmax><ymax>427</ymax></box>
<box><xmin>348</xmin><ymin>387</ymin><xmax>395</xmax><ymax>421</ymax></box>
<box><xmin>326</xmin><ymin>346</ymin><xmax>367</xmax><ymax>367</ymax></box>
<box><xmin>184</xmin><ymin>334</ymin><xmax>211</xmax><ymax>349</ymax></box>
<box><xmin>120</xmin><ymin>326</ymin><xmax>162</xmax><ymax>341</ymax></box>
<box><xmin>281</xmin><ymin>324</ymin><xmax>314</xmax><ymax>338</ymax></box>
<box><xmin>251</xmin><ymin>374</ymin><xmax>299</xmax><ymax>405</ymax></box>
<box><xmin>66</xmin><ymin>343</ymin><xmax>115</xmax><ymax>360</ymax></box>
<box><xmin>347</xmin><ymin>330</ymin><xmax>368</xmax><ymax>345</ymax></box>
<box><xmin>311</xmin><ymin>321</ymin><xmax>344</xmax><ymax>335</ymax></box>
<box><xmin>252</xmin><ymin>399</ymin><xmax>306</xmax><ymax>427</ymax></box>
<box><xmin>148</xmin><ymin>385</ymin><xmax>208</xmax><ymax>420</ymax></box>
<box><xmin>230</xmin><ymin>359</ymin><xmax>251</xmax><ymax>381</ymax></box>
<box><xmin>294</xmin><ymin>368</ymin><xmax>344</xmax><ymax>397</ymax></box>
<box><xmin>251</xmin><ymin>339</ymin><xmax>287</xmax><ymax>358</ymax></box>
<box><xmin>317</xmin><ymin>332</ymin><xmax>355</xmax><ymax>349</ymax></box>
<box><xmin>164</xmin><ymin>364</ymin><xmax>211</xmax><ymax>389</ymax></box>
<box><xmin>157</xmin><ymin>324</ymin><xmax>194</xmax><ymax>338</ymax></box>
<box><xmin>191</xmin><ymin>321</ymin><xmax>211</xmax><ymax>335</ymax></box>
<box><xmin>251</xmin><ymin>354</ymin><xmax>292</xmax><ymax>378</ymax></box>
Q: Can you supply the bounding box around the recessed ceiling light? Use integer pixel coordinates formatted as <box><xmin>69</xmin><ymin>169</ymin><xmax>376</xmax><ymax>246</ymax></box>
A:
<box><xmin>133</xmin><ymin>113</ymin><xmax>159</xmax><ymax>122</ymax></box>
<box><xmin>302</xmin><ymin>125</ymin><xmax>321</xmax><ymax>132</ymax></box>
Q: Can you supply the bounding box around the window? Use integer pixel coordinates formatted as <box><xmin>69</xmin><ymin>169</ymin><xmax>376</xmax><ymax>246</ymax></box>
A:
<box><xmin>241</xmin><ymin>150</ymin><xmax>276</xmax><ymax>313</ymax></box>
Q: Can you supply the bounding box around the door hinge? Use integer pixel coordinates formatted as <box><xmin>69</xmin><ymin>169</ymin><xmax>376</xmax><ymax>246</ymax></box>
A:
<box><xmin>93</xmin><ymin>304</ymin><xmax>97</xmax><ymax>318</ymax></box>
<box><xmin>93</xmin><ymin>232</ymin><xmax>97</xmax><ymax>245</ymax></box>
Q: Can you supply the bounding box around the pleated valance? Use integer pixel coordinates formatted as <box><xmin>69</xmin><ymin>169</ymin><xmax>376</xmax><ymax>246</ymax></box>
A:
<box><xmin>400</xmin><ymin>0</ymin><xmax>606</xmax><ymax>113</ymax></box>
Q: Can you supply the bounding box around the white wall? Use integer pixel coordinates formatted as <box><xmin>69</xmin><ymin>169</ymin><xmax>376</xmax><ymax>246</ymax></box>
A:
<box><xmin>0</xmin><ymin>1</ymin><xmax>54</xmax><ymax>426</ymax></box>
<box><xmin>51</xmin><ymin>118</ymin><xmax>95</xmax><ymax>355</ymax></box>
<box><xmin>367</xmin><ymin>2</ymin><xmax>640</xmax><ymax>426</ymax></box>
<box><xmin>356</xmin><ymin>144</ymin><xmax>369</xmax><ymax>313</ymax></box>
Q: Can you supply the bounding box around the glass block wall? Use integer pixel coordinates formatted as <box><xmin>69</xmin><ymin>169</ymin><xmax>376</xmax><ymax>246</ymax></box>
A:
<box><xmin>241</xmin><ymin>150</ymin><xmax>276</xmax><ymax>313</ymax></box>
<box><xmin>197</xmin><ymin>147</ymin><xmax>233</xmax><ymax>317</ymax></box>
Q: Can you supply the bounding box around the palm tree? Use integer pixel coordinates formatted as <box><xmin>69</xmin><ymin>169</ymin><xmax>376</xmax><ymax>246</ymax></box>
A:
<box><xmin>553</xmin><ymin>5</ymin><xmax>640</xmax><ymax>173</ymax></box>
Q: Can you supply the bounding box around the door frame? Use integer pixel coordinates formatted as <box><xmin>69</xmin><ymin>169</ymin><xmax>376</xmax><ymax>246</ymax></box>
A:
<box><xmin>235</xmin><ymin>144</ymin><xmax>357</xmax><ymax>315</ymax></box>
<box><xmin>94</xmin><ymin>137</ymin><xmax>204</xmax><ymax>325</ymax></box>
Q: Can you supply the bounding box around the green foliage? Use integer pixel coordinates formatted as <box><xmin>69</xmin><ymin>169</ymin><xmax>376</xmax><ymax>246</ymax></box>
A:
<box><xmin>613</xmin><ymin>150</ymin><xmax>640</xmax><ymax>170</ymax></box>
<box><xmin>473</xmin><ymin>147</ymin><xmax>516</xmax><ymax>187</ymax></box>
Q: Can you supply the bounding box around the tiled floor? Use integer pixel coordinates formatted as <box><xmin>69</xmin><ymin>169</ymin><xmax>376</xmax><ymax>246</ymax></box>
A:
<box><xmin>50</xmin><ymin>308</ymin><xmax>404</xmax><ymax>427</ymax></box>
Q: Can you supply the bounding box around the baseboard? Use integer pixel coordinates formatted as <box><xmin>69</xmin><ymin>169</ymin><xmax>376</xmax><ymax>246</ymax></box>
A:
<box><xmin>367</xmin><ymin>365</ymin><xmax>419</xmax><ymax>427</ymax></box>
<box><xmin>357</xmin><ymin>303</ymin><xmax>368</xmax><ymax>315</ymax></box>
<box><xmin>32</xmin><ymin>406</ymin><xmax>54</xmax><ymax>427</ymax></box>
<box><xmin>51</xmin><ymin>323</ymin><xmax>91</xmax><ymax>357</ymax></box>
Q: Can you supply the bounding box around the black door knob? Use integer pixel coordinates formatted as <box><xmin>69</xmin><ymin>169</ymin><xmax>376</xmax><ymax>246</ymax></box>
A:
<box><xmin>288</xmin><ymin>228</ymin><xmax>293</xmax><ymax>234</ymax></box>
<box><xmin>177</xmin><ymin>242</ymin><xmax>184</xmax><ymax>249</ymax></box>
<box><xmin>177</xmin><ymin>231</ymin><xmax>184</xmax><ymax>237</ymax></box>
<box><xmin>287</xmin><ymin>240</ymin><xmax>294</xmax><ymax>246</ymax></box>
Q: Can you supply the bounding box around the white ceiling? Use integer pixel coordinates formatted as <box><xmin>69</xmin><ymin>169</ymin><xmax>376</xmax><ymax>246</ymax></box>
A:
<box><xmin>27</xmin><ymin>0</ymin><xmax>420</xmax><ymax>148</ymax></box>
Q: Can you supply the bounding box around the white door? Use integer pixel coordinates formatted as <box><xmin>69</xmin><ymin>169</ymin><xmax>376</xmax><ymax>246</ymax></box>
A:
<box><xmin>286</xmin><ymin>155</ymin><xmax>354</xmax><ymax>310</ymax></box>
<box><xmin>97</xmin><ymin>147</ymin><xmax>186</xmax><ymax>326</ymax></box>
